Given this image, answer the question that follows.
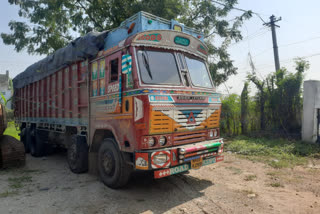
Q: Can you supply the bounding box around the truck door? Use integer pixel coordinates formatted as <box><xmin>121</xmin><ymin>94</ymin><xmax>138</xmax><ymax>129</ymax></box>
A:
<box><xmin>106</xmin><ymin>51</ymin><xmax>122</xmax><ymax>114</ymax></box>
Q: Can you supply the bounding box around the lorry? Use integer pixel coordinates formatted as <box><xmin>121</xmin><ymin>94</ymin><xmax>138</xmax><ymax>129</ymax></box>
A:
<box><xmin>13</xmin><ymin>11</ymin><xmax>224</xmax><ymax>188</ymax></box>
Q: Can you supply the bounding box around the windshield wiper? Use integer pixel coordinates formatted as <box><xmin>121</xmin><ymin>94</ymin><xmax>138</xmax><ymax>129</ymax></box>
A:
<box><xmin>142</xmin><ymin>51</ymin><xmax>153</xmax><ymax>80</ymax></box>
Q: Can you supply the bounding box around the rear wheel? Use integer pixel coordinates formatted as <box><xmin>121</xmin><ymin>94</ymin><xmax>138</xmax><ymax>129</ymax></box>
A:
<box><xmin>30</xmin><ymin>129</ymin><xmax>46</xmax><ymax>157</ymax></box>
<box><xmin>98</xmin><ymin>139</ymin><xmax>132</xmax><ymax>189</ymax></box>
<box><xmin>21</xmin><ymin>128</ymin><xmax>30</xmax><ymax>153</ymax></box>
<box><xmin>67</xmin><ymin>135</ymin><xmax>88</xmax><ymax>173</ymax></box>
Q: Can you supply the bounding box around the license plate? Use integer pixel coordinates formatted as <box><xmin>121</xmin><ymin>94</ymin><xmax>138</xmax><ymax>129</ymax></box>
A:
<box><xmin>191</xmin><ymin>157</ymin><xmax>203</xmax><ymax>169</ymax></box>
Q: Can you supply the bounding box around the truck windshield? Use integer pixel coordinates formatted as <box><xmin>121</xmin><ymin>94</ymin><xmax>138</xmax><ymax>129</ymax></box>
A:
<box><xmin>137</xmin><ymin>50</ymin><xmax>181</xmax><ymax>85</ymax></box>
<box><xmin>185</xmin><ymin>56</ymin><xmax>213</xmax><ymax>88</ymax></box>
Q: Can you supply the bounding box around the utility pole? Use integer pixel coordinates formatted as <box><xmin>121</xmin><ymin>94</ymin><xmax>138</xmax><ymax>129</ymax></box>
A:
<box><xmin>264</xmin><ymin>15</ymin><xmax>282</xmax><ymax>72</ymax></box>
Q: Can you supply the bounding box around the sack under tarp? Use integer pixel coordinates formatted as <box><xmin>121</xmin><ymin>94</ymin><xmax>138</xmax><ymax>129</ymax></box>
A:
<box><xmin>13</xmin><ymin>31</ymin><xmax>108</xmax><ymax>89</ymax></box>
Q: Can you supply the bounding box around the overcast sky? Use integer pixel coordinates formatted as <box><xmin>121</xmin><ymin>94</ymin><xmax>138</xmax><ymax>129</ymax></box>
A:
<box><xmin>0</xmin><ymin>0</ymin><xmax>319</xmax><ymax>95</ymax></box>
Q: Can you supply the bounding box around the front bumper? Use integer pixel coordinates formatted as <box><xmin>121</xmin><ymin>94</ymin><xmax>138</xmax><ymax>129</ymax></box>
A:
<box><xmin>154</xmin><ymin>155</ymin><xmax>224</xmax><ymax>179</ymax></box>
<box><xmin>134</xmin><ymin>138</ymin><xmax>224</xmax><ymax>178</ymax></box>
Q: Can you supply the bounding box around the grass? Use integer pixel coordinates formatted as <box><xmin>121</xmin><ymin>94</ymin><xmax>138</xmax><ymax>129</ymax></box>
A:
<box><xmin>225</xmin><ymin>136</ymin><xmax>320</xmax><ymax>168</ymax></box>
<box><xmin>3</xmin><ymin>121</ymin><xmax>20</xmax><ymax>140</ymax></box>
<box><xmin>266</xmin><ymin>171</ymin><xmax>283</xmax><ymax>177</ymax></box>
<box><xmin>226</xmin><ymin>166</ymin><xmax>242</xmax><ymax>174</ymax></box>
<box><xmin>8</xmin><ymin>176</ymin><xmax>32</xmax><ymax>189</ymax></box>
<box><xmin>0</xmin><ymin>190</ymin><xmax>18</xmax><ymax>198</ymax></box>
<box><xmin>269</xmin><ymin>182</ymin><xmax>284</xmax><ymax>188</ymax></box>
<box><xmin>244</xmin><ymin>174</ymin><xmax>257</xmax><ymax>181</ymax></box>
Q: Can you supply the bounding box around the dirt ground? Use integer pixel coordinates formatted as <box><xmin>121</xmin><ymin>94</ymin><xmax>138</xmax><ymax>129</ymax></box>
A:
<box><xmin>0</xmin><ymin>152</ymin><xmax>319</xmax><ymax>214</ymax></box>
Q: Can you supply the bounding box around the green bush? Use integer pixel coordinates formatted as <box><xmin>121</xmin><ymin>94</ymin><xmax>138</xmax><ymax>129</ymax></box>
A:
<box><xmin>225</xmin><ymin>136</ymin><xmax>320</xmax><ymax>168</ymax></box>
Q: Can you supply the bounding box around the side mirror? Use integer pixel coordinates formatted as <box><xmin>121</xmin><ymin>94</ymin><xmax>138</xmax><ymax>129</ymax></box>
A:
<box><xmin>121</xmin><ymin>54</ymin><xmax>132</xmax><ymax>74</ymax></box>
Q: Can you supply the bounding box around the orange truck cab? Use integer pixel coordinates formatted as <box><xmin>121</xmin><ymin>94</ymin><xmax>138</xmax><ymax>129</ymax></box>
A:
<box><xmin>13</xmin><ymin>12</ymin><xmax>223</xmax><ymax>188</ymax></box>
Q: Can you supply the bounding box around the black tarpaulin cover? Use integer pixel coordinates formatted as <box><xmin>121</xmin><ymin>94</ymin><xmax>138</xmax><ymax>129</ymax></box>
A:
<box><xmin>13</xmin><ymin>31</ymin><xmax>108</xmax><ymax>89</ymax></box>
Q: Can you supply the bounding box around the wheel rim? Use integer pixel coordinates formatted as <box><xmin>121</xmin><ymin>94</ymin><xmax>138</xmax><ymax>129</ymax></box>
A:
<box><xmin>102</xmin><ymin>151</ymin><xmax>115</xmax><ymax>176</ymax></box>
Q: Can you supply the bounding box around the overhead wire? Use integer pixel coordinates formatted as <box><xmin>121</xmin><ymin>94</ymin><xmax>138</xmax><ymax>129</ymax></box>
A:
<box><xmin>240</xmin><ymin>52</ymin><xmax>320</xmax><ymax>74</ymax></box>
<box><xmin>211</xmin><ymin>0</ymin><xmax>268</xmax><ymax>23</ymax></box>
<box><xmin>229</xmin><ymin>27</ymin><xmax>270</xmax><ymax>47</ymax></box>
<box><xmin>249</xmin><ymin>35</ymin><xmax>320</xmax><ymax>60</ymax></box>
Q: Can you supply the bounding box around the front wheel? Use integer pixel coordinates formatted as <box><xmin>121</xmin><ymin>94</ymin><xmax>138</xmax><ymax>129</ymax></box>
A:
<box><xmin>98</xmin><ymin>139</ymin><xmax>132</xmax><ymax>189</ymax></box>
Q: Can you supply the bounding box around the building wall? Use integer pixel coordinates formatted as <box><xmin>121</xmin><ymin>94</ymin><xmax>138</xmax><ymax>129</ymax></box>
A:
<box><xmin>302</xmin><ymin>80</ymin><xmax>320</xmax><ymax>143</ymax></box>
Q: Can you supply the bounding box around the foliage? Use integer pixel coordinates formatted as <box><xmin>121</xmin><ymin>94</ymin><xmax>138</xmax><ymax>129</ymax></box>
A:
<box><xmin>248</xmin><ymin>59</ymin><xmax>309</xmax><ymax>133</ymax></box>
<box><xmin>221</xmin><ymin>92</ymin><xmax>259</xmax><ymax>136</ymax></box>
<box><xmin>220</xmin><ymin>94</ymin><xmax>241</xmax><ymax>135</ymax></box>
<box><xmin>221</xmin><ymin>59</ymin><xmax>309</xmax><ymax>136</ymax></box>
<box><xmin>240</xmin><ymin>82</ymin><xmax>249</xmax><ymax>134</ymax></box>
<box><xmin>225</xmin><ymin>136</ymin><xmax>320</xmax><ymax>168</ymax></box>
<box><xmin>3</xmin><ymin>122</ymin><xmax>20</xmax><ymax>140</ymax></box>
<box><xmin>0</xmin><ymin>92</ymin><xmax>12</xmax><ymax>107</ymax></box>
<box><xmin>2</xmin><ymin>0</ymin><xmax>252</xmax><ymax>86</ymax></box>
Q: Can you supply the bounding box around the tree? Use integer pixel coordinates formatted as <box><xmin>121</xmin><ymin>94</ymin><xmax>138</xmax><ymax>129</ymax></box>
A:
<box><xmin>265</xmin><ymin>59</ymin><xmax>309</xmax><ymax>132</ymax></box>
<box><xmin>247</xmin><ymin>53</ymin><xmax>266</xmax><ymax>130</ymax></box>
<box><xmin>2</xmin><ymin>0</ymin><xmax>252</xmax><ymax>86</ymax></box>
<box><xmin>240</xmin><ymin>82</ymin><xmax>249</xmax><ymax>134</ymax></box>
<box><xmin>248</xmin><ymin>58</ymin><xmax>309</xmax><ymax>133</ymax></box>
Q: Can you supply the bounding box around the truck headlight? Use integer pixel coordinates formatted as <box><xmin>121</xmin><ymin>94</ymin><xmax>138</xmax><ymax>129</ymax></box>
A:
<box><xmin>209</xmin><ymin>130</ymin><xmax>214</xmax><ymax>138</ymax></box>
<box><xmin>148</xmin><ymin>137</ymin><xmax>156</xmax><ymax>147</ymax></box>
<box><xmin>153</xmin><ymin>154</ymin><xmax>168</xmax><ymax>165</ymax></box>
<box><xmin>159</xmin><ymin>136</ymin><xmax>167</xmax><ymax>146</ymax></box>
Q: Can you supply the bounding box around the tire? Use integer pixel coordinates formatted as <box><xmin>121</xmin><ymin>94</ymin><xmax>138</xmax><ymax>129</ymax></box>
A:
<box><xmin>98</xmin><ymin>139</ymin><xmax>132</xmax><ymax>189</ymax></box>
<box><xmin>21</xmin><ymin>128</ymin><xmax>30</xmax><ymax>153</ymax></box>
<box><xmin>30</xmin><ymin>129</ymin><xmax>46</xmax><ymax>157</ymax></box>
<box><xmin>26</xmin><ymin>127</ymin><xmax>34</xmax><ymax>155</ymax></box>
<box><xmin>67</xmin><ymin>135</ymin><xmax>88</xmax><ymax>173</ymax></box>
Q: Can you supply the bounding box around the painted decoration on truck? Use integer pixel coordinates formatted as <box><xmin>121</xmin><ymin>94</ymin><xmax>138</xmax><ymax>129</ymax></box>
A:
<box><xmin>208</xmin><ymin>95</ymin><xmax>221</xmax><ymax>104</ymax></box>
<box><xmin>135</xmin><ymin>153</ymin><xmax>149</xmax><ymax>170</ymax></box>
<box><xmin>149</xmin><ymin>108</ymin><xmax>220</xmax><ymax>134</ymax></box>
<box><xmin>99</xmin><ymin>60</ymin><xmax>105</xmax><ymax>78</ymax></box>
<box><xmin>151</xmin><ymin>151</ymin><xmax>171</xmax><ymax>169</ymax></box>
<box><xmin>106</xmin><ymin>99</ymin><xmax>118</xmax><ymax>113</ymax></box>
<box><xmin>134</xmin><ymin>97</ymin><xmax>143</xmax><ymax>121</ymax></box>
<box><xmin>122</xmin><ymin>54</ymin><xmax>133</xmax><ymax>89</ymax></box>
<box><xmin>121</xmin><ymin>54</ymin><xmax>132</xmax><ymax>74</ymax></box>
<box><xmin>92</xmin><ymin>62</ymin><xmax>98</xmax><ymax>80</ymax></box>
<box><xmin>161</xmin><ymin>109</ymin><xmax>205</xmax><ymax>130</ymax></box>
<box><xmin>197</xmin><ymin>44</ymin><xmax>208</xmax><ymax>55</ymax></box>
<box><xmin>107</xmin><ymin>84</ymin><xmax>119</xmax><ymax>93</ymax></box>
<box><xmin>149</xmin><ymin>95</ymin><xmax>174</xmax><ymax>103</ymax></box>
<box><xmin>137</xmin><ymin>33</ymin><xmax>162</xmax><ymax>42</ymax></box>
<box><xmin>92</xmin><ymin>81</ymin><xmax>98</xmax><ymax>96</ymax></box>
<box><xmin>132</xmin><ymin>31</ymin><xmax>209</xmax><ymax>58</ymax></box>
<box><xmin>216</xmin><ymin>156</ymin><xmax>224</xmax><ymax>162</ymax></box>
<box><xmin>154</xmin><ymin>164</ymin><xmax>189</xmax><ymax>179</ymax></box>
<box><xmin>122</xmin><ymin>89</ymin><xmax>219</xmax><ymax>97</ymax></box>
<box><xmin>154</xmin><ymin>156</ymin><xmax>221</xmax><ymax>179</ymax></box>
<box><xmin>99</xmin><ymin>79</ymin><xmax>105</xmax><ymax>95</ymax></box>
